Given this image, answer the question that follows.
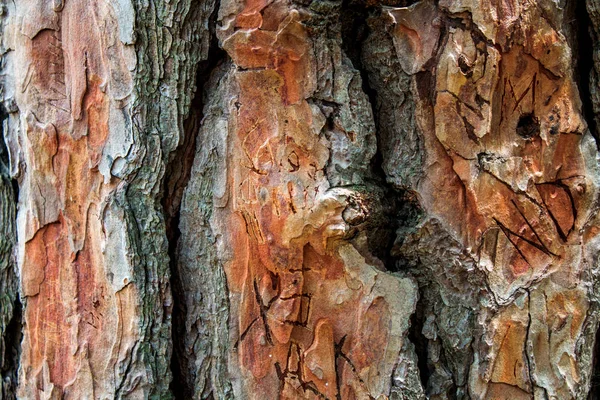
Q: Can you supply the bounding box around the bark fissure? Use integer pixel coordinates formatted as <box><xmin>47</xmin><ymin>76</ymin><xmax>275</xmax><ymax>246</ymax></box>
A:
<box><xmin>340</xmin><ymin>3</ymin><xmax>443</xmax><ymax>397</ymax></box>
<box><xmin>0</xmin><ymin>297</ymin><xmax>21</xmax><ymax>399</ymax></box>
<box><xmin>163</xmin><ymin>2</ymin><xmax>227</xmax><ymax>397</ymax></box>
<box><xmin>0</xmin><ymin>103</ymin><xmax>19</xmax><ymax>400</ymax></box>
<box><xmin>340</xmin><ymin>1</ymin><xmax>414</xmax><ymax>273</ymax></box>
<box><xmin>576</xmin><ymin>0</ymin><xmax>599</xmax><ymax>148</ymax></box>
<box><xmin>589</xmin><ymin>323</ymin><xmax>600</xmax><ymax>399</ymax></box>
<box><xmin>407</xmin><ymin>299</ymin><xmax>431</xmax><ymax>390</ymax></box>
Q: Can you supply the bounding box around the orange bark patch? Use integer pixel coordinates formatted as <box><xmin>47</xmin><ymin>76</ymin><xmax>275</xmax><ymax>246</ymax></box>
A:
<box><xmin>303</xmin><ymin>319</ymin><xmax>337</xmax><ymax>398</ymax></box>
<box><xmin>25</xmin><ymin>218</ymin><xmax>76</xmax><ymax>390</ymax></box>
<box><xmin>84</xmin><ymin>78</ymin><xmax>110</xmax><ymax>160</ymax></box>
<box><xmin>490</xmin><ymin>321</ymin><xmax>529</xmax><ymax>391</ymax></box>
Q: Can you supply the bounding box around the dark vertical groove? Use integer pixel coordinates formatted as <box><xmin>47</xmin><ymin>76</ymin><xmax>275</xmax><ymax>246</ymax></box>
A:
<box><xmin>1</xmin><ymin>298</ymin><xmax>22</xmax><ymax>399</ymax></box>
<box><xmin>575</xmin><ymin>2</ymin><xmax>600</xmax><ymax>398</ymax></box>
<box><xmin>0</xmin><ymin>103</ymin><xmax>21</xmax><ymax>399</ymax></box>
<box><xmin>339</xmin><ymin>0</ymin><xmax>405</xmax><ymax>271</ymax></box>
<box><xmin>339</xmin><ymin>0</ymin><xmax>430</xmax><ymax>394</ymax></box>
<box><xmin>574</xmin><ymin>0</ymin><xmax>599</xmax><ymax>147</ymax></box>
<box><xmin>408</xmin><ymin>298</ymin><xmax>431</xmax><ymax>389</ymax></box>
<box><xmin>589</xmin><ymin>324</ymin><xmax>600</xmax><ymax>399</ymax></box>
<box><xmin>164</xmin><ymin>88</ymin><xmax>199</xmax><ymax>400</ymax></box>
<box><xmin>163</xmin><ymin>1</ymin><xmax>226</xmax><ymax>398</ymax></box>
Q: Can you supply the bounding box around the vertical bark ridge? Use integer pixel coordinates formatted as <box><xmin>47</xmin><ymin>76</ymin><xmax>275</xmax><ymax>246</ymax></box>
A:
<box><xmin>0</xmin><ymin>103</ymin><xmax>19</xmax><ymax>400</ymax></box>
<box><xmin>0</xmin><ymin>0</ymin><xmax>216</xmax><ymax>397</ymax></box>
<box><xmin>163</xmin><ymin>1</ymin><xmax>228</xmax><ymax>397</ymax></box>
<box><xmin>575</xmin><ymin>0</ymin><xmax>598</xmax><ymax>148</ymax></box>
<box><xmin>365</xmin><ymin>1</ymin><xmax>600</xmax><ymax>398</ymax></box>
<box><xmin>576</xmin><ymin>2</ymin><xmax>600</xmax><ymax>399</ymax></box>
<box><xmin>178</xmin><ymin>0</ymin><xmax>421</xmax><ymax>397</ymax></box>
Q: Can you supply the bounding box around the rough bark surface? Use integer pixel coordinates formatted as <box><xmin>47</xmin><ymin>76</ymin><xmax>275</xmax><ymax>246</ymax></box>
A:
<box><xmin>0</xmin><ymin>0</ymin><xmax>209</xmax><ymax>397</ymax></box>
<box><xmin>1</xmin><ymin>0</ymin><xmax>600</xmax><ymax>399</ymax></box>
<box><xmin>0</xmin><ymin>97</ymin><xmax>18</xmax><ymax>399</ymax></box>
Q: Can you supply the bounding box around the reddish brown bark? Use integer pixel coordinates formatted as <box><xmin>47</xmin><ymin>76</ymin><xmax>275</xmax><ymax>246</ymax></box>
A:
<box><xmin>2</xmin><ymin>0</ymin><xmax>600</xmax><ymax>399</ymax></box>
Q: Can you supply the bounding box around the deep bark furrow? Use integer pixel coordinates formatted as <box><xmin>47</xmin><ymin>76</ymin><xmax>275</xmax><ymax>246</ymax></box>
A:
<box><xmin>575</xmin><ymin>0</ymin><xmax>597</xmax><ymax>148</ymax></box>
<box><xmin>0</xmin><ymin>104</ymin><xmax>19</xmax><ymax>400</ymax></box>
<box><xmin>164</xmin><ymin>1</ymin><xmax>228</xmax><ymax>396</ymax></box>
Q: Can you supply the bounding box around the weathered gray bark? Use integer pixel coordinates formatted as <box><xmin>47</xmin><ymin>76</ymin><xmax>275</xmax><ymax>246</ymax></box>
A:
<box><xmin>0</xmin><ymin>106</ymin><xmax>18</xmax><ymax>399</ymax></box>
<box><xmin>2</xmin><ymin>0</ymin><xmax>600</xmax><ymax>399</ymax></box>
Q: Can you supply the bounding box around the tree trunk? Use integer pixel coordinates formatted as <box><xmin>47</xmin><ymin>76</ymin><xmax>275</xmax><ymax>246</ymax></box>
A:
<box><xmin>2</xmin><ymin>0</ymin><xmax>600</xmax><ymax>399</ymax></box>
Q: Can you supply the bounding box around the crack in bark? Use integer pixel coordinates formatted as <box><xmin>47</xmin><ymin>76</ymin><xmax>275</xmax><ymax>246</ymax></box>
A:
<box><xmin>575</xmin><ymin>0</ymin><xmax>599</xmax><ymax>148</ymax></box>
<box><xmin>162</xmin><ymin>1</ymin><xmax>227</xmax><ymax>397</ymax></box>
<box><xmin>589</xmin><ymin>322</ymin><xmax>600</xmax><ymax>399</ymax></box>
<box><xmin>407</xmin><ymin>297</ymin><xmax>431</xmax><ymax>390</ymax></box>
<box><xmin>339</xmin><ymin>2</ymin><xmax>432</xmax><ymax>397</ymax></box>
<box><xmin>0</xmin><ymin>102</ymin><xmax>20</xmax><ymax>400</ymax></box>
<box><xmin>340</xmin><ymin>0</ymin><xmax>422</xmax><ymax>273</ymax></box>
<box><xmin>0</xmin><ymin>297</ymin><xmax>21</xmax><ymax>400</ymax></box>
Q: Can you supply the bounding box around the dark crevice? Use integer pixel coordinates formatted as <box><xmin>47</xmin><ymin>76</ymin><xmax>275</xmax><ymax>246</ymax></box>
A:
<box><xmin>341</xmin><ymin>0</ymin><xmax>391</xmax><ymax>252</ymax></box>
<box><xmin>574</xmin><ymin>0</ymin><xmax>599</xmax><ymax>148</ymax></box>
<box><xmin>573</xmin><ymin>4</ymin><xmax>600</xmax><ymax>398</ymax></box>
<box><xmin>0</xmin><ymin>105</ymin><xmax>9</xmax><ymax>176</ymax></box>
<box><xmin>164</xmin><ymin>66</ymin><xmax>201</xmax><ymax>400</ymax></box>
<box><xmin>340</xmin><ymin>1</ymin><xmax>430</xmax><ymax>395</ymax></box>
<box><xmin>0</xmin><ymin>104</ymin><xmax>17</xmax><ymax>198</ymax></box>
<box><xmin>340</xmin><ymin>0</ymin><xmax>433</xmax><ymax>274</ymax></box>
<box><xmin>0</xmin><ymin>102</ymin><xmax>21</xmax><ymax>400</ymax></box>
<box><xmin>1</xmin><ymin>297</ymin><xmax>22</xmax><ymax>398</ymax></box>
<box><xmin>340</xmin><ymin>0</ymin><xmax>375</xmax><ymax>76</ymax></box>
<box><xmin>340</xmin><ymin>0</ymin><xmax>379</xmax><ymax>126</ymax></box>
<box><xmin>388</xmin><ymin>192</ymin><xmax>424</xmax><ymax>270</ymax></box>
<box><xmin>163</xmin><ymin>1</ymin><xmax>227</xmax><ymax>398</ymax></box>
<box><xmin>339</xmin><ymin>0</ymin><xmax>417</xmax><ymax>273</ymax></box>
<box><xmin>408</xmin><ymin>296</ymin><xmax>431</xmax><ymax>389</ymax></box>
<box><xmin>589</xmin><ymin>323</ymin><xmax>600</xmax><ymax>399</ymax></box>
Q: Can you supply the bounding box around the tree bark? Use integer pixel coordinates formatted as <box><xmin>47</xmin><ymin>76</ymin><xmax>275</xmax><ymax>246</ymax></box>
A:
<box><xmin>2</xmin><ymin>0</ymin><xmax>600</xmax><ymax>399</ymax></box>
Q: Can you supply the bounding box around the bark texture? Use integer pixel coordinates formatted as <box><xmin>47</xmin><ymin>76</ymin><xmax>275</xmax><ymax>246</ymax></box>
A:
<box><xmin>1</xmin><ymin>0</ymin><xmax>600</xmax><ymax>399</ymax></box>
<box><xmin>0</xmin><ymin>96</ymin><xmax>18</xmax><ymax>399</ymax></box>
<box><xmin>1</xmin><ymin>0</ymin><xmax>209</xmax><ymax>397</ymax></box>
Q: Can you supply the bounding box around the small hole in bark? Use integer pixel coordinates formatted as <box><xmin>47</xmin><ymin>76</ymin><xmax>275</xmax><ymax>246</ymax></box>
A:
<box><xmin>516</xmin><ymin>114</ymin><xmax>540</xmax><ymax>139</ymax></box>
<box><xmin>457</xmin><ymin>54</ymin><xmax>472</xmax><ymax>76</ymax></box>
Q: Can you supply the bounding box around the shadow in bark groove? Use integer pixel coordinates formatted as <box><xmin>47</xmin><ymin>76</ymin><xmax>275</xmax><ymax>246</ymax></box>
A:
<box><xmin>589</xmin><ymin>325</ymin><xmax>600</xmax><ymax>399</ymax></box>
<box><xmin>1</xmin><ymin>297</ymin><xmax>22</xmax><ymax>398</ymax></box>
<box><xmin>339</xmin><ymin>0</ymin><xmax>418</xmax><ymax>273</ymax></box>
<box><xmin>0</xmin><ymin>102</ymin><xmax>20</xmax><ymax>399</ymax></box>
<box><xmin>572</xmin><ymin>3</ymin><xmax>600</xmax><ymax>397</ymax></box>
<box><xmin>0</xmin><ymin>104</ymin><xmax>17</xmax><ymax>202</ymax></box>
<box><xmin>340</xmin><ymin>0</ymin><xmax>432</xmax><ymax>395</ymax></box>
<box><xmin>408</xmin><ymin>299</ymin><xmax>431</xmax><ymax>390</ymax></box>
<box><xmin>162</xmin><ymin>1</ymin><xmax>227</xmax><ymax>397</ymax></box>
<box><xmin>574</xmin><ymin>0</ymin><xmax>599</xmax><ymax>148</ymax></box>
